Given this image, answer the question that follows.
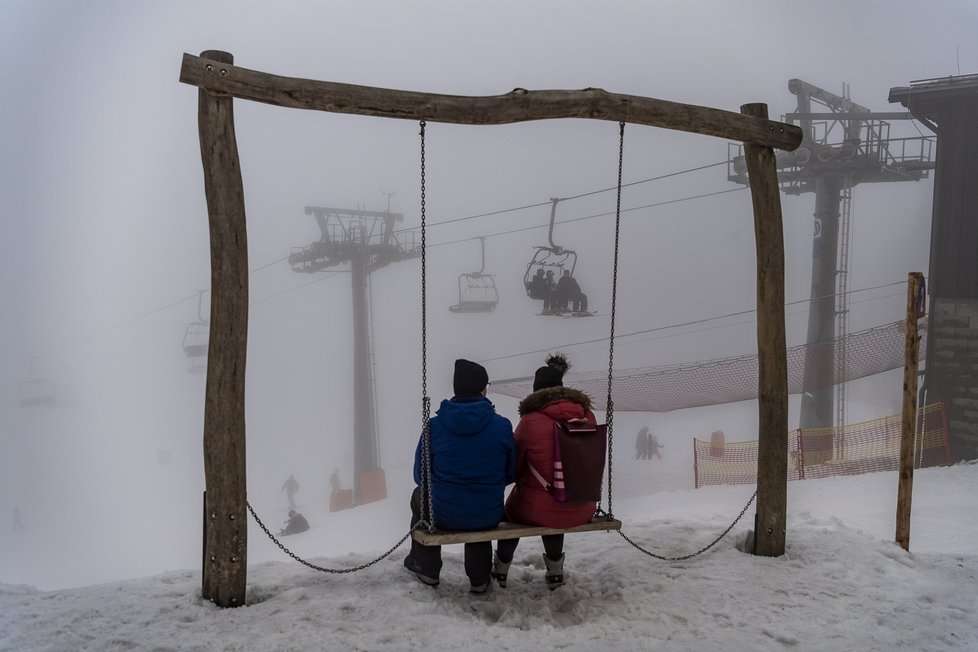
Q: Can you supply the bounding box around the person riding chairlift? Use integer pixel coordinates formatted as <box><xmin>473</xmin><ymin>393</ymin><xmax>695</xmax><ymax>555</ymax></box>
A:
<box><xmin>541</xmin><ymin>270</ymin><xmax>559</xmax><ymax>314</ymax></box>
<box><xmin>555</xmin><ymin>270</ymin><xmax>587</xmax><ymax>313</ymax></box>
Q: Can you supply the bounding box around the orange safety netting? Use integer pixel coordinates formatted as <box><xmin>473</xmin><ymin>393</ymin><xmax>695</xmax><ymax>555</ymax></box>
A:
<box><xmin>490</xmin><ymin>320</ymin><xmax>926</xmax><ymax>413</ymax></box>
<box><xmin>693</xmin><ymin>402</ymin><xmax>950</xmax><ymax>488</ymax></box>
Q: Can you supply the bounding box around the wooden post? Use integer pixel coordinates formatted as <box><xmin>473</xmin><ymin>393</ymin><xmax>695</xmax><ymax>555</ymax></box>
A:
<box><xmin>198</xmin><ymin>50</ymin><xmax>249</xmax><ymax>607</ymax></box>
<box><xmin>895</xmin><ymin>272</ymin><xmax>923</xmax><ymax>551</ymax></box>
<box><xmin>741</xmin><ymin>103</ymin><xmax>789</xmax><ymax>557</ymax></box>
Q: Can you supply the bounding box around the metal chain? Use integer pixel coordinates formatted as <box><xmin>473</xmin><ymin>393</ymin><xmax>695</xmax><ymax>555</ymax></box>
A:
<box><xmin>617</xmin><ymin>491</ymin><xmax>756</xmax><ymax>561</ymax></box>
<box><xmin>603</xmin><ymin>121</ymin><xmax>625</xmax><ymax>519</ymax></box>
<box><xmin>418</xmin><ymin>120</ymin><xmax>435</xmax><ymax>533</ymax></box>
<box><xmin>247</xmin><ymin>503</ymin><xmax>414</xmax><ymax>573</ymax></box>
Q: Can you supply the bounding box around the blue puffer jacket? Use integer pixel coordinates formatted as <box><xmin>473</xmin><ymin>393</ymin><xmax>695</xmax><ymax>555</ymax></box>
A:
<box><xmin>414</xmin><ymin>396</ymin><xmax>515</xmax><ymax>530</ymax></box>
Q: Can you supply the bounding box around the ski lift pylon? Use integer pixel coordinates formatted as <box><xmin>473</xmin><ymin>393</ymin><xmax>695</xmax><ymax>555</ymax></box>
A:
<box><xmin>449</xmin><ymin>236</ymin><xmax>499</xmax><ymax>313</ymax></box>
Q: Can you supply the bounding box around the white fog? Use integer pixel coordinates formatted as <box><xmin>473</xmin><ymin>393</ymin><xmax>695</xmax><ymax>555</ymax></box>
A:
<box><xmin>0</xmin><ymin>0</ymin><xmax>974</xmax><ymax>620</ymax></box>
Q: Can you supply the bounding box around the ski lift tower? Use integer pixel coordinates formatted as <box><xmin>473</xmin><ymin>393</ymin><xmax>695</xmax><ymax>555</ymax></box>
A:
<box><xmin>729</xmin><ymin>79</ymin><xmax>935</xmax><ymax>461</ymax></box>
<box><xmin>289</xmin><ymin>205</ymin><xmax>421</xmax><ymax>506</ymax></box>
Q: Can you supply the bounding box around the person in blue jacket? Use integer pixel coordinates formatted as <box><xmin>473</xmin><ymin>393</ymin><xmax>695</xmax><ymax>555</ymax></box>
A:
<box><xmin>405</xmin><ymin>359</ymin><xmax>515</xmax><ymax>593</ymax></box>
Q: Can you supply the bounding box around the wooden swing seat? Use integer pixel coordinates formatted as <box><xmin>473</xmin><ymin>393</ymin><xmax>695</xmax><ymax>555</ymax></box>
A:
<box><xmin>411</xmin><ymin>517</ymin><xmax>622</xmax><ymax>546</ymax></box>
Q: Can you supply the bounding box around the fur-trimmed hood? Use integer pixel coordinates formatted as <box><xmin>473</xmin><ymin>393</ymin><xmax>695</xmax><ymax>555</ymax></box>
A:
<box><xmin>518</xmin><ymin>386</ymin><xmax>592</xmax><ymax>416</ymax></box>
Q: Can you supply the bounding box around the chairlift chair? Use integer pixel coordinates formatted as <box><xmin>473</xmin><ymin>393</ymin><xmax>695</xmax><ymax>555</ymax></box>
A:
<box><xmin>523</xmin><ymin>247</ymin><xmax>577</xmax><ymax>298</ymax></box>
<box><xmin>449</xmin><ymin>237</ymin><xmax>499</xmax><ymax>313</ymax></box>
<box><xmin>182</xmin><ymin>290</ymin><xmax>209</xmax><ymax>373</ymax></box>
<box><xmin>18</xmin><ymin>378</ymin><xmax>58</xmax><ymax>408</ymax></box>
<box><xmin>524</xmin><ymin>197</ymin><xmax>582</xmax><ymax>311</ymax></box>
<box><xmin>182</xmin><ymin>322</ymin><xmax>209</xmax><ymax>372</ymax></box>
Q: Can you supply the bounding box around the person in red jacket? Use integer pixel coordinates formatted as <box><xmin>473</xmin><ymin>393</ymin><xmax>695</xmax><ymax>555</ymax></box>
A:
<box><xmin>493</xmin><ymin>353</ymin><xmax>598</xmax><ymax>590</ymax></box>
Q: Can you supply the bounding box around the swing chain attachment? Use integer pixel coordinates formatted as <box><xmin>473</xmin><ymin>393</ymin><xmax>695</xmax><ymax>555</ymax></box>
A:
<box><xmin>418</xmin><ymin>120</ymin><xmax>436</xmax><ymax>533</ymax></box>
<box><xmin>603</xmin><ymin>121</ymin><xmax>626</xmax><ymax>520</ymax></box>
<box><xmin>246</xmin><ymin>502</ymin><xmax>414</xmax><ymax>574</ymax></box>
<box><xmin>616</xmin><ymin>491</ymin><xmax>757</xmax><ymax>561</ymax></box>
<box><xmin>419</xmin><ymin>397</ymin><xmax>435</xmax><ymax>533</ymax></box>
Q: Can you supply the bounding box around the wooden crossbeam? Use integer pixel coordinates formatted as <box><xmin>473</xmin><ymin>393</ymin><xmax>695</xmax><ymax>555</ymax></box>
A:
<box><xmin>179</xmin><ymin>53</ymin><xmax>802</xmax><ymax>151</ymax></box>
<box><xmin>411</xmin><ymin>518</ymin><xmax>622</xmax><ymax>546</ymax></box>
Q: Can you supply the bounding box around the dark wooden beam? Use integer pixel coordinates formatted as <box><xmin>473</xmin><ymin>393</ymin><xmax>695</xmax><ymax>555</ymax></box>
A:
<box><xmin>179</xmin><ymin>53</ymin><xmax>802</xmax><ymax>151</ymax></box>
<box><xmin>741</xmin><ymin>103</ymin><xmax>789</xmax><ymax>558</ymax></box>
<box><xmin>198</xmin><ymin>50</ymin><xmax>249</xmax><ymax>608</ymax></box>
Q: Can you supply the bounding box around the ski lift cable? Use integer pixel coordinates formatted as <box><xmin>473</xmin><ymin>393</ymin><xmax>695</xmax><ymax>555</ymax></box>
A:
<box><xmin>30</xmin><ymin>256</ymin><xmax>338</xmax><ymax>360</ymax></box>
<box><xmin>26</xmin><ymin>163</ymin><xmax>729</xmax><ymax>361</ymax></box>
<box><xmin>429</xmin><ymin>186</ymin><xmax>747</xmax><ymax>249</ymax></box>
<box><xmin>479</xmin><ymin>280</ymin><xmax>910</xmax><ymax>364</ymax></box>
<box><xmin>548</xmin><ymin>289</ymin><xmax>910</xmax><ymax>358</ymax></box>
<box><xmin>398</xmin><ymin>159</ymin><xmax>729</xmax><ymax>235</ymax></box>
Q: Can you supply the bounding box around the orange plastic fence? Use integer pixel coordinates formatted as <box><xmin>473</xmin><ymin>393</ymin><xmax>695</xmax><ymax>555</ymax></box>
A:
<box><xmin>693</xmin><ymin>402</ymin><xmax>949</xmax><ymax>488</ymax></box>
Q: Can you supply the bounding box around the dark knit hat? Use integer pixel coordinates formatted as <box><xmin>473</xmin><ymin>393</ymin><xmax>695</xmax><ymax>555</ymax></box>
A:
<box><xmin>533</xmin><ymin>353</ymin><xmax>570</xmax><ymax>391</ymax></box>
<box><xmin>454</xmin><ymin>359</ymin><xmax>489</xmax><ymax>397</ymax></box>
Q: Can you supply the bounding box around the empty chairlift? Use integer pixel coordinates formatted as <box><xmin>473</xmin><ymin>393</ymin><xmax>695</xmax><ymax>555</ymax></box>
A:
<box><xmin>19</xmin><ymin>378</ymin><xmax>58</xmax><ymax>408</ymax></box>
<box><xmin>449</xmin><ymin>237</ymin><xmax>499</xmax><ymax>313</ymax></box>
<box><xmin>18</xmin><ymin>357</ymin><xmax>58</xmax><ymax>408</ymax></box>
<box><xmin>182</xmin><ymin>290</ymin><xmax>209</xmax><ymax>373</ymax></box>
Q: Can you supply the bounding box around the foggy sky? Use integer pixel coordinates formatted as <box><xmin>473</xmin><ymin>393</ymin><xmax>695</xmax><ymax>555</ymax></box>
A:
<box><xmin>1</xmin><ymin>0</ymin><xmax>975</xmax><ymax>589</ymax></box>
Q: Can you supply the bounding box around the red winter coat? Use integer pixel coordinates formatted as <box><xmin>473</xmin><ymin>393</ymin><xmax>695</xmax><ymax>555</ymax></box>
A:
<box><xmin>504</xmin><ymin>386</ymin><xmax>598</xmax><ymax>528</ymax></box>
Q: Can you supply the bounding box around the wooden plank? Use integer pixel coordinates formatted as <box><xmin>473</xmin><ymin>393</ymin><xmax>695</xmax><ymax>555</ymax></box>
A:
<box><xmin>741</xmin><ymin>103</ymin><xmax>789</xmax><ymax>557</ymax></box>
<box><xmin>198</xmin><ymin>50</ymin><xmax>249</xmax><ymax>608</ymax></box>
<box><xmin>895</xmin><ymin>272</ymin><xmax>923</xmax><ymax>551</ymax></box>
<box><xmin>179</xmin><ymin>53</ymin><xmax>802</xmax><ymax>151</ymax></box>
<box><xmin>412</xmin><ymin>518</ymin><xmax>622</xmax><ymax>546</ymax></box>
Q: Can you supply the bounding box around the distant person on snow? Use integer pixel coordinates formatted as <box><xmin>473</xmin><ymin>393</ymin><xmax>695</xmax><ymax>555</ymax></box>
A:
<box><xmin>13</xmin><ymin>506</ymin><xmax>24</xmax><ymax>531</ymax></box>
<box><xmin>636</xmin><ymin>426</ymin><xmax>650</xmax><ymax>460</ymax></box>
<box><xmin>330</xmin><ymin>468</ymin><xmax>341</xmax><ymax>493</ymax></box>
<box><xmin>647</xmin><ymin>430</ymin><xmax>663</xmax><ymax>460</ymax></box>
<box><xmin>279</xmin><ymin>509</ymin><xmax>310</xmax><ymax>536</ymax></box>
<box><xmin>282</xmin><ymin>474</ymin><xmax>300</xmax><ymax>509</ymax></box>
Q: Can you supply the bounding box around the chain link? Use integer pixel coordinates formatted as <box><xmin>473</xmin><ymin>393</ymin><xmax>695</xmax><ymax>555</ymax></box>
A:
<box><xmin>247</xmin><ymin>503</ymin><xmax>413</xmax><ymax>574</ymax></box>
<box><xmin>617</xmin><ymin>491</ymin><xmax>756</xmax><ymax>561</ymax></box>
<box><xmin>418</xmin><ymin>120</ymin><xmax>435</xmax><ymax>532</ymax></box>
<box><xmin>603</xmin><ymin>121</ymin><xmax>625</xmax><ymax>518</ymax></box>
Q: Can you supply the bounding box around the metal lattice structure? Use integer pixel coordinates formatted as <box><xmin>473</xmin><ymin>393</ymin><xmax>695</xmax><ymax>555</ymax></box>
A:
<box><xmin>490</xmin><ymin>320</ymin><xmax>926</xmax><ymax>413</ymax></box>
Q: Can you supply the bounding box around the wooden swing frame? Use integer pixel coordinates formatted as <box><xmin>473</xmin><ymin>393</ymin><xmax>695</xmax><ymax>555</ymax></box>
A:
<box><xmin>180</xmin><ymin>50</ymin><xmax>799</xmax><ymax>607</ymax></box>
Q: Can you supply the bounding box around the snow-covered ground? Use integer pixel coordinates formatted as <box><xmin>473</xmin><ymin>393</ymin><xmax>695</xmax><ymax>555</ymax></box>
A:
<box><xmin>3</xmin><ymin>454</ymin><xmax>976</xmax><ymax>652</ymax></box>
